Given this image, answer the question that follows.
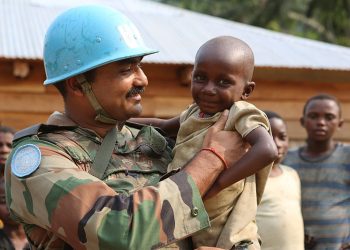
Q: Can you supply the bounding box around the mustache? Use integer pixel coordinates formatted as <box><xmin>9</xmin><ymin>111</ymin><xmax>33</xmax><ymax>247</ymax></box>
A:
<box><xmin>126</xmin><ymin>87</ymin><xmax>145</xmax><ymax>98</ymax></box>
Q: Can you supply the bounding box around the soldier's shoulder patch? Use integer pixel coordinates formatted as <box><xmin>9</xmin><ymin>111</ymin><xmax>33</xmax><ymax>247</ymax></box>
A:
<box><xmin>11</xmin><ymin>144</ymin><xmax>41</xmax><ymax>178</ymax></box>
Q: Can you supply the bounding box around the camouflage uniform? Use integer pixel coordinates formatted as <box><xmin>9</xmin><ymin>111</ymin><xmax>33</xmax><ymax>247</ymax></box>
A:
<box><xmin>5</xmin><ymin>112</ymin><xmax>209</xmax><ymax>249</ymax></box>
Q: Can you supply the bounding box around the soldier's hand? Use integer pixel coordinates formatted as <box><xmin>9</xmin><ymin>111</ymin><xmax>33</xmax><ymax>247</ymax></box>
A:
<box><xmin>184</xmin><ymin>110</ymin><xmax>247</xmax><ymax>196</ymax></box>
<box><xmin>202</xmin><ymin>110</ymin><xmax>248</xmax><ymax>168</ymax></box>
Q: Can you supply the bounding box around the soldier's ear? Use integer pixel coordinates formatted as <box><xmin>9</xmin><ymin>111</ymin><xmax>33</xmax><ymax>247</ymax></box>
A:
<box><xmin>66</xmin><ymin>78</ymin><xmax>84</xmax><ymax>96</ymax></box>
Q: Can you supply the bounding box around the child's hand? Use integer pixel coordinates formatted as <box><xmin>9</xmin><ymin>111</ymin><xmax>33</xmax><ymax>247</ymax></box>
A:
<box><xmin>341</xmin><ymin>242</ymin><xmax>350</xmax><ymax>250</ymax></box>
<box><xmin>304</xmin><ymin>234</ymin><xmax>317</xmax><ymax>249</ymax></box>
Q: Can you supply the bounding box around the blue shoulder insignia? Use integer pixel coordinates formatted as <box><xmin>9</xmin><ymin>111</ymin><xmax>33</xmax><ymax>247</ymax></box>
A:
<box><xmin>11</xmin><ymin>144</ymin><xmax>41</xmax><ymax>177</ymax></box>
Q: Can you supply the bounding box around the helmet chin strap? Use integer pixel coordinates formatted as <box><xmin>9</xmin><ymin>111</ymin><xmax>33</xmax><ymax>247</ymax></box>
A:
<box><xmin>75</xmin><ymin>75</ymin><xmax>119</xmax><ymax>125</ymax></box>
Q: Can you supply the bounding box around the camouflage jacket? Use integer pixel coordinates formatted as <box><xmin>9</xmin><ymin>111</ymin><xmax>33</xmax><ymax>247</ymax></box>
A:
<box><xmin>5</xmin><ymin>112</ymin><xmax>209</xmax><ymax>250</ymax></box>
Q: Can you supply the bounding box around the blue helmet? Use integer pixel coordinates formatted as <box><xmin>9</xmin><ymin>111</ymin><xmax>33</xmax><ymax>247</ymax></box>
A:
<box><xmin>43</xmin><ymin>5</ymin><xmax>157</xmax><ymax>85</ymax></box>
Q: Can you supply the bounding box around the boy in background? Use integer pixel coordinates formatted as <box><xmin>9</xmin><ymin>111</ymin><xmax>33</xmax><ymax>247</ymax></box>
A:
<box><xmin>132</xmin><ymin>36</ymin><xmax>277</xmax><ymax>249</ymax></box>
<box><xmin>256</xmin><ymin>111</ymin><xmax>304</xmax><ymax>250</ymax></box>
<box><xmin>283</xmin><ymin>94</ymin><xmax>350</xmax><ymax>250</ymax></box>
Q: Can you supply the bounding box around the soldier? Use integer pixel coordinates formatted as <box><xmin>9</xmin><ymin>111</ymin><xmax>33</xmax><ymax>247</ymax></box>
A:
<box><xmin>5</xmin><ymin>5</ymin><xmax>245</xmax><ymax>250</ymax></box>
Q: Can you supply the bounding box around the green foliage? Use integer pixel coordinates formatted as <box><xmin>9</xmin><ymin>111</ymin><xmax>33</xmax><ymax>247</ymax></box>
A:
<box><xmin>154</xmin><ymin>0</ymin><xmax>350</xmax><ymax>47</ymax></box>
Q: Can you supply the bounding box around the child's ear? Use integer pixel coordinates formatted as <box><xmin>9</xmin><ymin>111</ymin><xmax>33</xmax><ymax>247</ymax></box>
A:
<box><xmin>338</xmin><ymin>118</ymin><xmax>344</xmax><ymax>129</ymax></box>
<box><xmin>241</xmin><ymin>81</ymin><xmax>255</xmax><ymax>100</ymax></box>
<box><xmin>300</xmin><ymin>117</ymin><xmax>305</xmax><ymax>127</ymax></box>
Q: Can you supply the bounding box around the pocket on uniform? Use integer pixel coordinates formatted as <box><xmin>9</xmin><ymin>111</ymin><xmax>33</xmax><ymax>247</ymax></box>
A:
<box><xmin>134</xmin><ymin>126</ymin><xmax>168</xmax><ymax>158</ymax></box>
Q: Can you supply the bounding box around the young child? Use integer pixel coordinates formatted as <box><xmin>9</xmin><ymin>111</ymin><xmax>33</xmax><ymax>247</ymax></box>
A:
<box><xmin>0</xmin><ymin>179</ymin><xmax>29</xmax><ymax>249</ymax></box>
<box><xmin>256</xmin><ymin>111</ymin><xmax>304</xmax><ymax>250</ymax></box>
<box><xmin>0</xmin><ymin>126</ymin><xmax>15</xmax><ymax>178</ymax></box>
<box><xmin>283</xmin><ymin>94</ymin><xmax>350</xmax><ymax>250</ymax></box>
<box><xmin>131</xmin><ymin>36</ymin><xmax>277</xmax><ymax>249</ymax></box>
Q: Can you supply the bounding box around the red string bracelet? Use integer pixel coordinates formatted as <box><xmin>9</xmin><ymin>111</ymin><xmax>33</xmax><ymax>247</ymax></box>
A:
<box><xmin>200</xmin><ymin>148</ymin><xmax>228</xmax><ymax>169</ymax></box>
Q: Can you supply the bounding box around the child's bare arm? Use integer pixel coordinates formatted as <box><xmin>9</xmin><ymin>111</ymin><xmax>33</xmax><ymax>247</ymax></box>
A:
<box><xmin>129</xmin><ymin>116</ymin><xmax>180</xmax><ymax>137</ymax></box>
<box><xmin>204</xmin><ymin>126</ymin><xmax>277</xmax><ymax>199</ymax></box>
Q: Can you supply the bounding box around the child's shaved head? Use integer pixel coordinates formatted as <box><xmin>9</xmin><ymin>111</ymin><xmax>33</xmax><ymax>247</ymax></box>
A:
<box><xmin>195</xmin><ymin>36</ymin><xmax>255</xmax><ymax>82</ymax></box>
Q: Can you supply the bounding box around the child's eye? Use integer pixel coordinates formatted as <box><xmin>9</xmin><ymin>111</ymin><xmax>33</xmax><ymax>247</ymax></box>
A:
<box><xmin>217</xmin><ymin>79</ymin><xmax>231</xmax><ymax>86</ymax></box>
<box><xmin>307</xmin><ymin>113</ymin><xmax>318</xmax><ymax>119</ymax></box>
<box><xmin>280</xmin><ymin>135</ymin><xmax>288</xmax><ymax>141</ymax></box>
<box><xmin>325</xmin><ymin>114</ymin><xmax>336</xmax><ymax>121</ymax></box>
<box><xmin>193</xmin><ymin>74</ymin><xmax>206</xmax><ymax>82</ymax></box>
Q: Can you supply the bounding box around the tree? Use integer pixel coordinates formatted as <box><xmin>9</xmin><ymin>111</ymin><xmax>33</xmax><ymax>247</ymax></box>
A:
<box><xmin>154</xmin><ymin>0</ymin><xmax>350</xmax><ymax>46</ymax></box>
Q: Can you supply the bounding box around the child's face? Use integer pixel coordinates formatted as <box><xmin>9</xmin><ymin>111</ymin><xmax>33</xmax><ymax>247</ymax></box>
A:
<box><xmin>301</xmin><ymin>99</ymin><xmax>343</xmax><ymax>142</ymax></box>
<box><xmin>191</xmin><ymin>52</ymin><xmax>253</xmax><ymax>114</ymax></box>
<box><xmin>270</xmin><ymin>117</ymin><xmax>289</xmax><ymax>164</ymax></box>
<box><xmin>0</xmin><ymin>132</ymin><xmax>13</xmax><ymax>169</ymax></box>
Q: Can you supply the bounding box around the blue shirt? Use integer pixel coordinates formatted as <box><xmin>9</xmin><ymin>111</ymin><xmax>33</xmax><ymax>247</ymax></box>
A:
<box><xmin>283</xmin><ymin>143</ymin><xmax>350</xmax><ymax>250</ymax></box>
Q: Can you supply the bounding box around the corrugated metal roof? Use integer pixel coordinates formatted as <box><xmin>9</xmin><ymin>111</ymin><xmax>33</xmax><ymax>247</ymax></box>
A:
<box><xmin>1</xmin><ymin>0</ymin><xmax>350</xmax><ymax>70</ymax></box>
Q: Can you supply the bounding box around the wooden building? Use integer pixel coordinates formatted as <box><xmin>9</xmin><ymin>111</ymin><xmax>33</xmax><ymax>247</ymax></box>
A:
<box><xmin>1</xmin><ymin>0</ymin><xmax>350</xmax><ymax>146</ymax></box>
<box><xmin>1</xmin><ymin>60</ymin><xmax>349</xmax><ymax>146</ymax></box>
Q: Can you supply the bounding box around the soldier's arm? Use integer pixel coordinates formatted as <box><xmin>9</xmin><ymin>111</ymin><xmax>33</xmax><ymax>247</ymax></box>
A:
<box><xmin>6</xmin><ymin>139</ymin><xmax>210</xmax><ymax>249</ymax></box>
<box><xmin>204</xmin><ymin>126</ymin><xmax>276</xmax><ymax>199</ymax></box>
<box><xmin>6</xmin><ymin>112</ymin><xmax>242</xmax><ymax>249</ymax></box>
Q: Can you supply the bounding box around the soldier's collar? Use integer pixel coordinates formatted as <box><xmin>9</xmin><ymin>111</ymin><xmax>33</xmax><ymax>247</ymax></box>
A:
<box><xmin>46</xmin><ymin>111</ymin><xmax>131</xmax><ymax>140</ymax></box>
<box><xmin>47</xmin><ymin>111</ymin><xmax>76</xmax><ymax>126</ymax></box>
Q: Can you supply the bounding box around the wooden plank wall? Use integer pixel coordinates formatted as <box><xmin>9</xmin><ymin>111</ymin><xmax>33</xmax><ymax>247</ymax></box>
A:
<box><xmin>0</xmin><ymin>60</ymin><xmax>349</xmax><ymax>147</ymax></box>
<box><xmin>142</xmin><ymin>65</ymin><xmax>350</xmax><ymax>147</ymax></box>
<box><xmin>252</xmin><ymin>68</ymin><xmax>350</xmax><ymax>147</ymax></box>
<box><xmin>0</xmin><ymin>60</ymin><xmax>64</xmax><ymax>129</ymax></box>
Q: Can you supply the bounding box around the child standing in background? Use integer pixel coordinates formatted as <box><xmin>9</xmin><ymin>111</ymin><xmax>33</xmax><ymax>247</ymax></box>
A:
<box><xmin>131</xmin><ymin>36</ymin><xmax>277</xmax><ymax>249</ymax></box>
<box><xmin>0</xmin><ymin>126</ymin><xmax>15</xmax><ymax>230</ymax></box>
<box><xmin>256</xmin><ymin>111</ymin><xmax>304</xmax><ymax>250</ymax></box>
<box><xmin>0</xmin><ymin>178</ymin><xmax>29</xmax><ymax>249</ymax></box>
<box><xmin>283</xmin><ymin>94</ymin><xmax>350</xmax><ymax>250</ymax></box>
<box><xmin>0</xmin><ymin>126</ymin><xmax>15</xmax><ymax>178</ymax></box>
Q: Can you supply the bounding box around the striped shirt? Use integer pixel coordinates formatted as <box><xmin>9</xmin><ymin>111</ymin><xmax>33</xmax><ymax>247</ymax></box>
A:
<box><xmin>283</xmin><ymin>143</ymin><xmax>350</xmax><ymax>250</ymax></box>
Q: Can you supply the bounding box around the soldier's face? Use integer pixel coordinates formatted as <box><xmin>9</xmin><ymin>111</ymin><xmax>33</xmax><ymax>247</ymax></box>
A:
<box><xmin>91</xmin><ymin>57</ymin><xmax>148</xmax><ymax>121</ymax></box>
